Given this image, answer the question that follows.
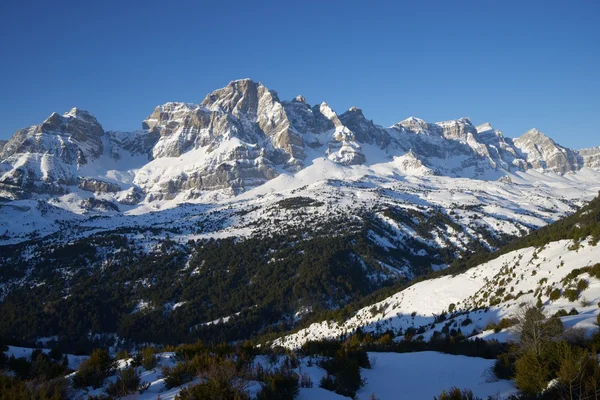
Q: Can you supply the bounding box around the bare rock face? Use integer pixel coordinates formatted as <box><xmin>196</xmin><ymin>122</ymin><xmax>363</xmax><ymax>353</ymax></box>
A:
<box><xmin>78</xmin><ymin>177</ymin><xmax>121</xmax><ymax>193</ymax></box>
<box><xmin>579</xmin><ymin>147</ymin><xmax>600</xmax><ymax>169</ymax></box>
<box><xmin>435</xmin><ymin>117</ymin><xmax>478</xmax><ymax>141</ymax></box>
<box><xmin>339</xmin><ymin>107</ymin><xmax>390</xmax><ymax>148</ymax></box>
<box><xmin>514</xmin><ymin>129</ymin><xmax>581</xmax><ymax>173</ymax></box>
<box><xmin>115</xmin><ymin>187</ymin><xmax>143</xmax><ymax>205</ymax></box>
<box><xmin>200</xmin><ymin>79</ymin><xmax>305</xmax><ymax>164</ymax></box>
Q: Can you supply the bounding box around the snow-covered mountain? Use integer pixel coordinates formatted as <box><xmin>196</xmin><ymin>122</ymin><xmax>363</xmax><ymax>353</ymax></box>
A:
<box><xmin>275</xmin><ymin>237</ymin><xmax>600</xmax><ymax>349</ymax></box>
<box><xmin>0</xmin><ymin>78</ymin><xmax>597</xmax><ymax>205</ymax></box>
<box><xmin>1</xmin><ymin>79</ymin><xmax>600</xmax><ymax>349</ymax></box>
<box><xmin>274</xmin><ymin>196</ymin><xmax>600</xmax><ymax>350</ymax></box>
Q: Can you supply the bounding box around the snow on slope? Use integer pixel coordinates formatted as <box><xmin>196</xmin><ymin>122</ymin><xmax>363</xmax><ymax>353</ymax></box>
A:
<box><xmin>358</xmin><ymin>352</ymin><xmax>517</xmax><ymax>400</ymax></box>
<box><xmin>275</xmin><ymin>237</ymin><xmax>600</xmax><ymax>348</ymax></box>
<box><xmin>6</xmin><ymin>345</ymin><xmax>88</xmax><ymax>370</ymax></box>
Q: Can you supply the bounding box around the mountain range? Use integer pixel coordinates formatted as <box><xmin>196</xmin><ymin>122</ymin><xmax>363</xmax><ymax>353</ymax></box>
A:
<box><xmin>1</xmin><ymin>79</ymin><xmax>600</xmax><ymax>351</ymax></box>
<box><xmin>1</xmin><ymin>78</ymin><xmax>599</xmax><ymax>205</ymax></box>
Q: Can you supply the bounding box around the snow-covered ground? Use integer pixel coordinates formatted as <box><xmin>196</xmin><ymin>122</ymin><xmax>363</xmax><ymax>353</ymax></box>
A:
<box><xmin>358</xmin><ymin>352</ymin><xmax>517</xmax><ymax>400</ymax></box>
<box><xmin>275</xmin><ymin>237</ymin><xmax>600</xmax><ymax>348</ymax></box>
<box><xmin>5</xmin><ymin>345</ymin><xmax>88</xmax><ymax>370</ymax></box>
<box><xmin>2</xmin><ymin>162</ymin><xmax>599</xmax><ymax>250</ymax></box>
<box><xmin>2</xmin><ymin>347</ymin><xmax>516</xmax><ymax>400</ymax></box>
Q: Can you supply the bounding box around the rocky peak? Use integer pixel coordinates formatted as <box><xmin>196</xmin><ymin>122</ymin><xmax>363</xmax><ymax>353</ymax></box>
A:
<box><xmin>63</xmin><ymin>107</ymin><xmax>100</xmax><ymax>124</ymax></box>
<box><xmin>476</xmin><ymin>122</ymin><xmax>506</xmax><ymax>142</ymax></box>
<box><xmin>339</xmin><ymin>107</ymin><xmax>389</xmax><ymax>146</ymax></box>
<box><xmin>518</xmin><ymin>128</ymin><xmax>548</xmax><ymax>141</ymax></box>
<box><xmin>142</xmin><ymin>102</ymin><xmax>198</xmax><ymax>132</ymax></box>
<box><xmin>514</xmin><ymin>128</ymin><xmax>580</xmax><ymax>173</ymax></box>
<box><xmin>393</xmin><ymin>116</ymin><xmax>431</xmax><ymax>134</ymax></box>
<box><xmin>347</xmin><ymin>106</ymin><xmax>363</xmax><ymax>115</ymax></box>
<box><xmin>40</xmin><ymin>112</ymin><xmax>64</xmax><ymax>131</ymax></box>
<box><xmin>475</xmin><ymin>122</ymin><xmax>494</xmax><ymax>134</ymax></box>
<box><xmin>200</xmin><ymin>78</ymin><xmax>271</xmax><ymax>119</ymax></box>
<box><xmin>293</xmin><ymin>95</ymin><xmax>306</xmax><ymax>103</ymax></box>
<box><xmin>434</xmin><ymin>117</ymin><xmax>476</xmax><ymax>140</ymax></box>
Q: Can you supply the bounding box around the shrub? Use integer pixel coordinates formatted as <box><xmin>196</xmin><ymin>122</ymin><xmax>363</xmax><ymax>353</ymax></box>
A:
<box><xmin>563</xmin><ymin>289</ymin><xmax>580</xmax><ymax>302</ymax></box>
<box><xmin>434</xmin><ymin>387</ymin><xmax>482</xmax><ymax>400</ymax></box>
<box><xmin>177</xmin><ymin>381</ymin><xmax>250</xmax><ymax>400</ymax></box>
<box><xmin>554</xmin><ymin>309</ymin><xmax>568</xmax><ymax>317</ymax></box>
<box><xmin>493</xmin><ymin>353</ymin><xmax>516</xmax><ymax>380</ymax></box>
<box><xmin>493</xmin><ymin>318</ymin><xmax>518</xmax><ymax>333</ymax></box>
<box><xmin>106</xmin><ymin>366</ymin><xmax>141</xmax><ymax>397</ymax></box>
<box><xmin>568</xmin><ymin>308</ymin><xmax>579</xmax><ymax>315</ymax></box>
<box><xmin>256</xmin><ymin>367</ymin><xmax>299</xmax><ymax>400</ymax></box>
<box><xmin>577</xmin><ymin>279</ymin><xmax>589</xmax><ymax>291</ymax></box>
<box><xmin>176</xmin><ymin>358</ymin><xmax>249</xmax><ymax>400</ymax></box>
<box><xmin>48</xmin><ymin>345</ymin><xmax>63</xmax><ymax>361</ymax></box>
<box><xmin>549</xmin><ymin>288</ymin><xmax>561</xmax><ymax>301</ymax></box>
<box><xmin>318</xmin><ymin>348</ymin><xmax>368</xmax><ymax>398</ymax></box>
<box><xmin>514</xmin><ymin>351</ymin><xmax>549</xmax><ymax>395</ymax></box>
<box><xmin>589</xmin><ymin>263</ymin><xmax>600</xmax><ymax>279</ymax></box>
<box><xmin>0</xmin><ymin>375</ymin><xmax>70</xmax><ymax>400</ymax></box>
<box><xmin>162</xmin><ymin>361</ymin><xmax>196</xmax><ymax>389</ymax></box>
<box><xmin>72</xmin><ymin>349</ymin><xmax>115</xmax><ymax>389</ymax></box>
<box><xmin>299</xmin><ymin>373</ymin><xmax>313</xmax><ymax>388</ymax></box>
<box><xmin>141</xmin><ymin>347</ymin><xmax>157</xmax><ymax>370</ymax></box>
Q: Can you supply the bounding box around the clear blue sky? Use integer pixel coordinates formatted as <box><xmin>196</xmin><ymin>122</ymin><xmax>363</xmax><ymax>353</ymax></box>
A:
<box><xmin>1</xmin><ymin>0</ymin><xmax>598</xmax><ymax>148</ymax></box>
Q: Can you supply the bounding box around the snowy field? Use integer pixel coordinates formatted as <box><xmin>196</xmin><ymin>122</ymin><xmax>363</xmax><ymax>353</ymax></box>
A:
<box><xmin>2</xmin><ymin>347</ymin><xmax>516</xmax><ymax>399</ymax></box>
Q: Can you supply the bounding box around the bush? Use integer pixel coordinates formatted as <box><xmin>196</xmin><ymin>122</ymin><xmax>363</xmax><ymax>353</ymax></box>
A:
<box><xmin>493</xmin><ymin>318</ymin><xmax>518</xmax><ymax>333</ymax></box>
<box><xmin>176</xmin><ymin>358</ymin><xmax>249</xmax><ymax>400</ymax></box>
<box><xmin>141</xmin><ymin>347</ymin><xmax>157</xmax><ymax>370</ymax></box>
<box><xmin>0</xmin><ymin>375</ymin><xmax>70</xmax><ymax>400</ymax></box>
<box><xmin>162</xmin><ymin>361</ymin><xmax>196</xmax><ymax>389</ymax></box>
<box><xmin>177</xmin><ymin>381</ymin><xmax>249</xmax><ymax>400</ymax></box>
<box><xmin>256</xmin><ymin>367</ymin><xmax>299</xmax><ymax>400</ymax></box>
<box><xmin>549</xmin><ymin>288</ymin><xmax>561</xmax><ymax>301</ymax></box>
<box><xmin>48</xmin><ymin>345</ymin><xmax>63</xmax><ymax>361</ymax></box>
<box><xmin>563</xmin><ymin>289</ymin><xmax>580</xmax><ymax>302</ymax></box>
<box><xmin>299</xmin><ymin>373</ymin><xmax>313</xmax><ymax>388</ymax></box>
<box><xmin>493</xmin><ymin>352</ymin><xmax>516</xmax><ymax>380</ymax></box>
<box><xmin>514</xmin><ymin>351</ymin><xmax>549</xmax><ymax>395</ymax></box>
<box><xmin>434</xmin><ymin>387</ymin><xmax>482</xmax><ymax>400</ymax></box>
<box><xmin>106</xmin><ymin>366</ymin><xmax>141</xmax><ymax>397</ymax></box>
<box><xmin>589</xmin><ymin>263</ymin><xmax>600</xmax><ymax>279</ymax></box>
<box><xmin>318</xmin><ymin>347</ymin><xmax>369</xmax><ymax>398</ymax></box>
<box><xmin>72</xmin><ymin>349</ymin><xmax>115</xmax><ymax>389</ymax></box>
<box><xmin>577</xmin><ymin>279</ymin><xmax>589</xmax><ymax>291</ymax></box>
<box><xmin>554</xmin><ymin>309</ymin><xmax>568</xmax><ymax>317</ymax></box>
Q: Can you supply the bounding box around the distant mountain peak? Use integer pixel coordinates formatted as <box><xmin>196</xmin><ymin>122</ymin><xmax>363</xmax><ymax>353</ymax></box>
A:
<box><xmin>293</xmin><ymin>95</ymin><xmax>306</xmax><ymax>103</ymax></box>
<box><xmin>401</xmin><ymin>116</ymin><xmax>426</xmax><ymax>124</ymax></box>
<box><xmin>476</xmin><ymin>122</ymin><xmax>494</xmax><ymax>133</ymax></box>
<box><xmin>521</xmin><ymin>128</ymin><xmax>547</xmax><ymax>137</ymax></box>
<box><xmin>63</xmin><ymin>107</ymin><xmax>96</xmax><ymax>122</ymax></box>
<box><xmin>393</xmin><ymin>116</ymin><xmax>430</xmax><ymax>134</ymax></box>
